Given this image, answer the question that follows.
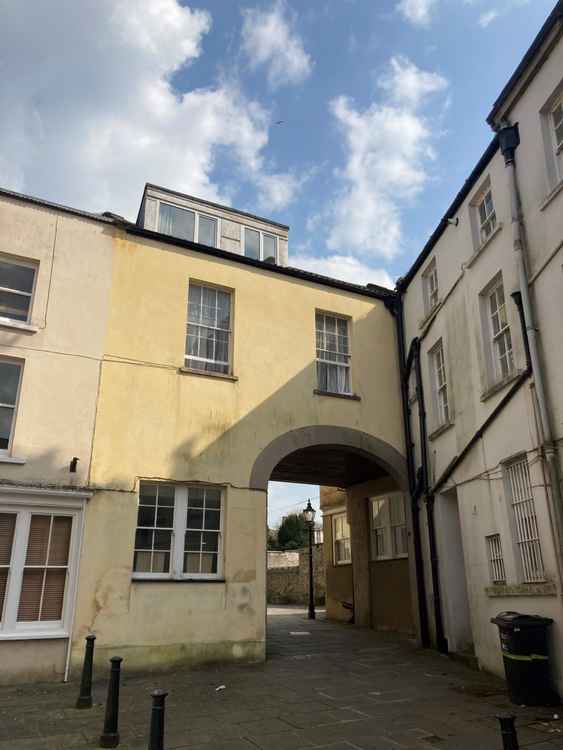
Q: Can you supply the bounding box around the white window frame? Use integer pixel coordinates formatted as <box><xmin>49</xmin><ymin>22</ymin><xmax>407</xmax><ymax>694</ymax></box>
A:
<box><xmin>241</xmin><ymin>226</ymin><xmax>279</xmax><ymax>263</ymax></box>
<box><xmin>551</xmin><ymin>96</ymin><xmax>563</xmax><ymax>154</ymax></box>
<box><xmin>0</xmin><ymin>494</ymin><xmax>84</xmax><ymax>640</ymax></box>
<box><xmin>132</xmin><ymin>484</ymin><xmax>225</xmax><ymax>582</ymax></box>
<box><xmin>0</xmin><ymin>256</ymin><xmax>38</xmax><ymax>326</ymax></box>
<box><xmin>485</xmin><ymin>277</ymin><xmax>514</xmax><ymax>383</ymax></box>
<box><xmin>315</xmin><ymin>311</ymin><xmax>352</xmax><ymax>395</ymax></box>
<box><xmin>0</xmin><ymin>358</ymin><xmax>24</xmax><ymax>459</ymax></box>
<box><xmin>486</xmin><ymin>533</ymin><xmax>506</xmax><ymax>585</ymax></box>
<box><xmin>504</xmin><ymin>456</ymin><xmax>545</xmax><ymax>584</ymax></box>
<box><xmin>369</xmin><ymin>493</ymin><xmax>408</xmax><ymax>561</ymax></box>
<box><xmin>477</xmin><ymin>189</ymin><xmax>497</xmax><ymax>244</ymax></box>
<box><xmin>422</xmin><ymin>258</ymin><xmax>439</xmax><ymax>316</ymax></box>
<box><xmin>157</xmin><ymin>201</ymin><xmax>221</xmax><ymax>249</ymax></box>
<box><xmin>429</xmin><ymin>339</ymin><xmax>450</xmax><ymax>428</ymax></box>
<box><xmin>185</xmin><ymin>281</ymin><xmax>233</xmax><ymax>375</ymax></box>
<box><xmin>332</xmin><ymin>512</ymin><xmax>351</xmax><ymax>566</ymax></box>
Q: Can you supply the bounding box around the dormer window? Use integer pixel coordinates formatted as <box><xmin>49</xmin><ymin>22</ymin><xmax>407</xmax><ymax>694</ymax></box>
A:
<box><xmin>243</xmin><ymin>228</ymin><xmax>278</xmax><ymax>263</ymax></box>
<box><xmin>157</xmin><ymin>202</ymin><xmax>218</xmax><ymax>248</ymax></box>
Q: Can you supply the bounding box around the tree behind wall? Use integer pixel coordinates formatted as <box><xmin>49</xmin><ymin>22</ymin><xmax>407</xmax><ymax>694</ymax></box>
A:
<box><xmin>277</xmin><ymin>513</ymin><xmax>308</xmax><ymax>550</ymax></box>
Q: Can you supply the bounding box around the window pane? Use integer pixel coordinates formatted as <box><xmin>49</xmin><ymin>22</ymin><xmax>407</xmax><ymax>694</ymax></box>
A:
<box><xmin>187</xmin><ymin>508</ymin><xmax>204</xmax><ymax>529</ymax></box>
<box><xmin>133</xmin><ymin>551</ymin><xmax>151</xmax><ymax>572</ymax></box>
<box><xmin>244</xmin><ymin>228</ymin><xmax>260</xmax><ymax>260</ymax></box>
<box><xmin>263</xmin><ymin>234</ymin><xmax>277</xmax><ymax>263</ymax></box>
<box><xmin>201</xmin><ymin>553</ymin><xmax>217</xmax><ymax>574</ymax></box>
<box><xmin>158</xmin><ymin>203</ymin><xmax>195</xmax><ymax>241</ymax></box>
<box><xmin>156</xmin><ymin>507</ymin><xmax>174</xmax><ymax>528</ymax></box>
<box><xmin>151</xmin><ymin>552</ymin><xmax>170</xmax><ymax>573</ymax></box>
<box><xmin>0</xmin><ymin>290</ymin><xmax>31</xmax><ymax>322</ymax></box>
<box><xmin>138</xmin><ymin>506</ymin><xmax>155</xmax><ymax>527</ymax></box>
<box><xmin>139</xmin><ymin>483</ymin><xmax>157</xmax><ymax>506</ymax></box>
<box><xmin>17</xmin><ymin>569</ymin><xmax>43</xmax><ymax>621</ymax></box>
<box><xmin>188</xmin><ymin>284</ymin><xmax>202</xmax><ymax>322</ymax></box>
<box><xmin>25</xmin><ymin>515</ymin><xmax>50</xmax><ymax>565</ymax></box>
<box><xmin>0</xmin><ymin>406</ymin><xmax>14</xmax><ymax>450</ymax></box>
<box><xmin>189</xmin><ymin>487</ymin><xmax>205</xmax><ymax>506</ymax></box>
<box><xmin>154</xmin><ymin>530</ymin><xmax>172</xmax><ymax>551</ymax></box>
<box><xmin>0</xmin><ymin>261</ymin><xmax>35</xmax><ymax>294</ymax></box>
<box><xmin>217</xmin><ymin>292</ymin><xmax>230</xmax><ymax>329</ymax></box>
<box><xmin>158</xmin><ymin>485</ymin><xmax>175</xmax><ymax>507</ymax></box>
<box><xmin>0</xmin><ymin>361</ymin><xmax>21</xmax><ymax>406</ymax></box>
<box><xmin>41</xmin><ymin>569</ymin><xmax>66</xmax><ymax>621</ymax></box>
<box><xmin>185</xmin><ymin>531</ymin><xmax>201</xmax><ymax>552</ymax></box>
<box><xmin>0</xmin><ymin>513</ymin><xmax>16</xmax><ymax>565</ymax></box>
<box><xmin>205</xmin><ymin>488</ymin><xmax>221</xmax><ymax>509</ymax></box>
<box><xmin>184</xmin><ymin>552</ymin><xmax>200</xmax><ymax>573</ymax></box>
<box><xmin>135</xmin><ymin>529</ymin><xmax>153</xmax><ymax>549</ymax></box>
<box><xmin>0</xmin><ymin>571</ymin><xmax>8</xmax><ymax>622</ymax></box>
<box><xmin>48</xmin><ymin>517</ymin><xmax>72</xmax><ymax>565</ymax></box>
<box><xmin>202</xmin><ymin>531</ymin><xmax>219</xmax><ymax>552</ymax></box>
<box><xmin>198</xmin><ymin>216</ymin><xmax>217</xmax><ymax>247</ymax></box>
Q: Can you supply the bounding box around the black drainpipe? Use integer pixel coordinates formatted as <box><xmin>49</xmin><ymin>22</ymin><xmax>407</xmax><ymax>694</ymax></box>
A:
<box><xmin>412</xmin><ymin>338</ymin><xmax>448</xmax><ymax>655</ymax></box>
<box><xmin>383</xmin><ymin>292</ymin><xmax>430</xmax><ymax>648</ymax></box>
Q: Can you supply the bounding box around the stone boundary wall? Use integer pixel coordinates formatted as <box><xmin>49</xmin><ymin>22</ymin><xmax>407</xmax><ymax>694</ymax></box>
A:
<box><xmin>267</xmin><ymin>544</ymin><xmax>326</xmax><ymax>605</ymax></box>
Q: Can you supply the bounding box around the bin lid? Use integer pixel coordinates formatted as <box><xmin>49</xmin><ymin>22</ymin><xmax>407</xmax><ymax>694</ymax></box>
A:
<box><xmin>491</xmin><ymin>611</ymin><xmax>554</xmax><ymax>628</ymax></box>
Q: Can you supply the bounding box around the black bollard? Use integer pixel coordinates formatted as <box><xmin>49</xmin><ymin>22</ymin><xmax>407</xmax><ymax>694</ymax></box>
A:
<box><xmin>99</xmin><ymin>657</ymin><xmax>123</xmax><ymax>748</ymax></box>
<box><xmin>148</xmin><ymin>689</ymin><xmax>168</xmax><ymax>750</ymax></box>
<box><xmin>497</xmin><ymin>715</ymin><xmax>519</xmax><ymax>750</ymax></box>
<box><xmin>76</xmin><ymin>634</ymin><xmax>96</xmax><ymax>709</ymax></box>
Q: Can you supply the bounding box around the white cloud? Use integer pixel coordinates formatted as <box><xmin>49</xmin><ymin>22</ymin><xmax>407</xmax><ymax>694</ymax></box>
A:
<box><xmin>241</xmin><ymin>1</ymin><xmax>313</xmax><ymax>88</ymax></box>
<box><xmin>325</xmin><ymin>56</ymin><xmax>448</xmax><ymax>260</ymax></box>
<box><xmin>478</xmin><ymin>9</ymin><xmax>499</xmax><ymax>26</ymax></box>
<box><xmin>379</xmin><ymin>56</ymin><xmax>448</xmax><ymax>108</ymax></box>
<box><xmin>291</xmin><ymin>254</ymin><xmax>394</xmax><ymax>289</ymax></box>
<box><xmin>0</xmin><ymin>0</ymin><xmax>301</xmax><ymax>219</ymax></box>
<box><xmin>397</xmin><ymin>0</ymin><xmax>438</xmax><ymax>26</ymax></box>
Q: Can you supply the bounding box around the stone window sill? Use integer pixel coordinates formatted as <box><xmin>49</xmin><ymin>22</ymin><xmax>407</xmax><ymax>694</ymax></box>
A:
<box><xmin>428</xmin><ymin>420</ymin><xmax>455</xmax><ymax>441</ymax></box>
<box><xmin>0</xmin><ymin>317</ymin><xmax>39</xmax><ymax>334</ymax></box>
<box><xmin>178</xmin><ymin>367</ymin><xmax>238</xmax><ymax>382</ymax></box>
<box><xmin>0</xmin><ymin>454</ymin><xmax>26</xmax><ymax>465</ymax></box>
<box><xmin>540</xmin><ymin>178</ymin><xmax>563</xmax><ymax>212</ymax></box>
<box><xmin>418</xmin><ymin>300</ymin><xmax>442</xmax><ymax>332</ymax></box>
<box><xmin>481</xmin><ymin>370</ymin><xmax>522</xmax><ymax>402</ymax></box>
<box><xmin>485</xmin><ymin>582</ymin><xmax>557</xmax><ymax>597</ymax></box>
<box><xmin>313</xmin><ymin>389</ymin><xmax>361</xmax><ymax>402</ymax></box>
<box><xmin>466</xmin><ymin>223</ymin><xmax>503</xmax><ymax>269</ymax></box>
<box><xmin>132</xmin><ymin>577</ymin><xmax>226</xmax><ymax>584</ymax></box>
<box><xmin>0</xmin><ymin>629</ymin><xmax>68</xmax><ymax>641</ymax></box>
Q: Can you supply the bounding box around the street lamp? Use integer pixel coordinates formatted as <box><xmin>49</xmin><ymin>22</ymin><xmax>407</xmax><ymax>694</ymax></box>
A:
<box><xmin>303</xmin><ymin>499</ymin><xmax>316</xmax><ymax>620</ymax></box>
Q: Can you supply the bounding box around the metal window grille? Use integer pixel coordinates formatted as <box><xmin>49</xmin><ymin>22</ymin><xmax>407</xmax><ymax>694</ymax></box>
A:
<box><xmin>486</xmin><ymin>534</ymin><xmax>506</xmax><ymax>584</ymax></box>
<box><xmin>479</xmin><ymin>190</ymin><xmax>497</xmax><ymax>243</ymax></box>
<box><xmin>506</xmin><ymin>458</ymin><xmax>545</xmax><ymax>583</ymax></box>
<box><xmin>431</xmin><ymin>340</ymin><xmax>449</xmax><ymax>426</ymax></box>
<box><xmin>316</xmin><ymin>312</ymin><xmax>351</xmax><ymax>394</ymax></box>
<box><xmin>489</xmin><ymin>282</ymin><xmax>514</xmax><ymax>380</ymax></box>
<box><xmin>186</xmin><ymin>284</ymin><xmax>231</xmax><ymax>374</ymax></box>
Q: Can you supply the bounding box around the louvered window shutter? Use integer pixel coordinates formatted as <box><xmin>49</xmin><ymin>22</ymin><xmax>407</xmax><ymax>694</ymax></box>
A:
<box><xmin>0</xmin><ymin>513</ymin><xmax>16</xmax><ymax>620</ymax></box>
<box><xmin>18</xmin><ymin>515</ymin><xmax>72</xmax><ymax>622</ymax></box>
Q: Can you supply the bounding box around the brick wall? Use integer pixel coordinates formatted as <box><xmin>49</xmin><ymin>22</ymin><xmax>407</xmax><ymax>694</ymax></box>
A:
<box><xmin>267</xmin><ymin>544</ymin><xmax>326</xmax><ymax>605</ymax></box>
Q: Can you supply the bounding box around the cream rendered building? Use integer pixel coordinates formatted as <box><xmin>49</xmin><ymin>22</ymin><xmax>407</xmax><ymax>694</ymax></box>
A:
<box><xmin>0</xmin><ymin>185</ymin><xmax>406</xmax><ymax>683</ymax></box>
<box><xmin>397</xmin><ymin>0</ymin><xmax>563</xmax><ymax>692</ymax></box>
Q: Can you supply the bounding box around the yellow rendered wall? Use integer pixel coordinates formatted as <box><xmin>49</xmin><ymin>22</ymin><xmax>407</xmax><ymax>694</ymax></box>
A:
<box><xmin>71</xmin><ymin>231</ymin><xmax>404</xmax><ymax>671</ymax></box>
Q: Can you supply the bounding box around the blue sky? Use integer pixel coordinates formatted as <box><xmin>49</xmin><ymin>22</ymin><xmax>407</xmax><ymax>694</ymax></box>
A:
<box><xmin>0</xmin><ymin>0</ymin><xmax>556</xmax><ymax>524</ymax></box>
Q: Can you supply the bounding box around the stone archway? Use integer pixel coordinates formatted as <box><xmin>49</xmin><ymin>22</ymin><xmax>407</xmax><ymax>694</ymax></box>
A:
<box><xmin>249</xmin><ymin>425</ymin><xmax>408</xmax><ymax>491</ymax></box>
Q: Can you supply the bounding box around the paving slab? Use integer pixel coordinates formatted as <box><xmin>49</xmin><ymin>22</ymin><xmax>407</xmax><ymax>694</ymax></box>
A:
<box><xmin>0</xmin><ymin>606</ymin><xmax>561</xmax><ymax>748</ymax></box>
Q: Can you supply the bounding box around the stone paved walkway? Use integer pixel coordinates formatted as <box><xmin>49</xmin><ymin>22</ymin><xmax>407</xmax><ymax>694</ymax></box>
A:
<box><xmin>1</xmin><ymin>606</ymin><xmax>562</xmax><ymax>749</ymax></box>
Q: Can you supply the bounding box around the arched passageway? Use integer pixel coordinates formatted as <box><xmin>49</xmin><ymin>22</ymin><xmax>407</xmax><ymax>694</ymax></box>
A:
<box><xmin>251</xmin><ymin>426</ymin><xmax>417</xmax><ymax>649</ymax></box>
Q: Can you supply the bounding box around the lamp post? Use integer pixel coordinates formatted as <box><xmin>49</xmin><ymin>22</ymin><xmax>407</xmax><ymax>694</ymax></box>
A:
<box><xmin>303</xmin><ymin>499</ymin><xmax>316</xmax><ymax>620</ymax></box>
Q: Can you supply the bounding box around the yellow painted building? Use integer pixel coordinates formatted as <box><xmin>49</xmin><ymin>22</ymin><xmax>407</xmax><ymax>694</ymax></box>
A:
<box><xmin>0</xmin><ymin>185</ymin><xmax>409</xmax><ymax>683</ymax></box>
